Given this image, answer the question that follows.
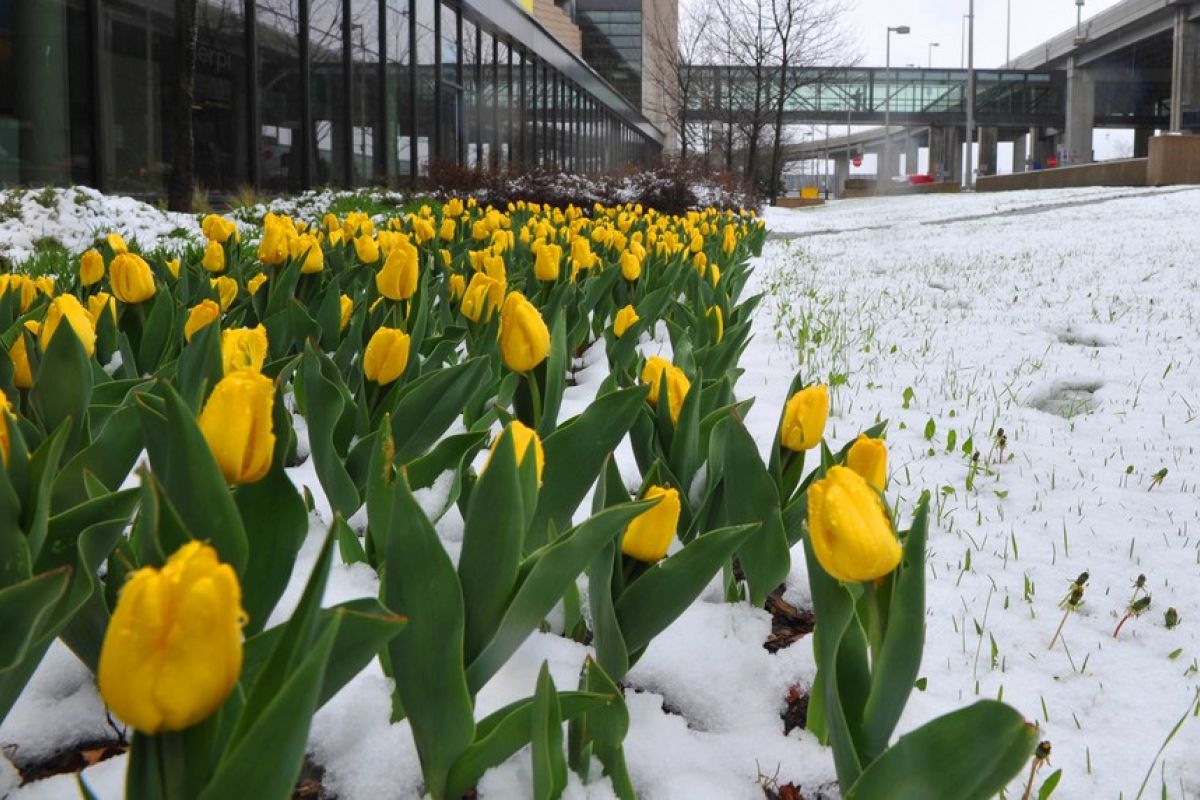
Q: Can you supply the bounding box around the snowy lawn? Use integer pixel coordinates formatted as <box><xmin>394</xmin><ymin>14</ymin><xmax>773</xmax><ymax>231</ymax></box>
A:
<box><xmin>4</xmin><ymin>186</ymin><xmax>1200</xmax><ymax>798</ymax></box>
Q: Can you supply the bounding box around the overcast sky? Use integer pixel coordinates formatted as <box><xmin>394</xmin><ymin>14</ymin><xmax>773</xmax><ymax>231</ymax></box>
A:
<box><xmin>847</xmin><ymin>0</ymin><xmax>1125</xmax><ymax>68</ymax></box>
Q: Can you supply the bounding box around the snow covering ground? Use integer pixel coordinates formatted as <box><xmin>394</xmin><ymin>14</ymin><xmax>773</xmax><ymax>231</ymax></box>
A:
<box><xmin>4</xmin><ymin>185</ymin><xmax>1200</xmax><ymax>798</ymax></box>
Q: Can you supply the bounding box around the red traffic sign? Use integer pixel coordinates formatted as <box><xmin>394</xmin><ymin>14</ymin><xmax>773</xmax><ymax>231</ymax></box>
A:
<box><xmin>852</xmin><ymin>155</ymin><xmax>863</xmax><ymax>167</ymax></box>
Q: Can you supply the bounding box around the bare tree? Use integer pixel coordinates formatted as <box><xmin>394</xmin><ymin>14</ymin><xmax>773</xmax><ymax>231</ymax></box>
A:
<box><xmin>766</xmin><ymin>0</ymin><xmax>851</xmax><ymax>202</ymax></box>
<box><xmin>643</xmin><ymin>3</ymin><xmax>713</xmax><ymax>159</ymax></box>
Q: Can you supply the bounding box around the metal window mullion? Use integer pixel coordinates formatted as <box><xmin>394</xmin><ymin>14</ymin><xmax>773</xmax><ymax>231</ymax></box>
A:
<box><xmin>300</xmin><ymin>0</ymin><xmax>313</xmax><ymax>187</ymax></box>
<box><xmin>246</xmin><ymin>0</ymin><xmax>259</xmax><ymax>189</ymax></box>
<box><xmin>342</xmin><ymin>0</ymin><xmax>354</xmax><ymax>186</ymax></box>
<box><xmin>88</xmin><ymin>0</ymin><xmax>107</xmax><ymax>190</ymax></box>
<box><xmin>378</xmin><ymin>0</ymin><xmax>388</xmax><ymax>183</ymax></box>
<box><xmin>408</xmin><ymin>0</ymin><xmax>417</xmax><ymax>180</ymax></box>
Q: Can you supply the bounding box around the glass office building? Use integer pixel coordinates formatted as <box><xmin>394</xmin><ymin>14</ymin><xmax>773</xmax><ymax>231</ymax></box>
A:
<box><xmin>0</xmin><ymin>0</ymin><xmax>662</xmax><ymax>195</ymax></box>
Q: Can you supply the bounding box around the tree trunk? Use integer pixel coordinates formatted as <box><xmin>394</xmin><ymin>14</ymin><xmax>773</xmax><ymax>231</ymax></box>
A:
<box><xmin>168</xmin><ymin>0</ymin><xmax>199</xmax><ymax>212</ymax></box>
<box><xmin>768</xmin><ymin>61</ymin><xmax>789</xmax><ymax>204</ymax></box>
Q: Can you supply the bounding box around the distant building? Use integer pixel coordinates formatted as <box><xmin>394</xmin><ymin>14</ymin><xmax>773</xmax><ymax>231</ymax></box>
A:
<box><xmin>0</xmin><ymin>0</ymin><xmax>663</xmax><ymax>195</ymax></box>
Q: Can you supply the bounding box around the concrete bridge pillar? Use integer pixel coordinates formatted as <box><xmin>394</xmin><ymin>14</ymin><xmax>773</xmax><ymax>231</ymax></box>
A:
<box><xmin>1012</xmin><ymin>134</ymin><xmax>1027</xmax><ymax>173</ymax></box>
<box><xmin>978</xmin><ymin>127</ymin><xmax>999</xmax><ymax>176</ymax></box>
<box><xmin>1170</xmin><ymin>11</ymin><xmax>1200</xmax><ymax>132</ymax></box>
<box><xmin>1065</xmin><ymin>57</ymin><xmax>1095</xmax><ymax>164</ymax></box>
<box><xmin>904</xmin><ymin>133</ymin><xmax>920</xmax><ymax>175</ymax></box>
<box><xmin>928</xmin><ymin>126</ymin><xmax>961</xmax><ymax>183</ymax></box>
<box><xmin>832</xmin><ymin>156</ymin><xmax>849</xmax><ymax>198</ymax></box>
<box><xmin>1030</xmin><ymin>127</ymin><xmax>1056</xmax><ymax>168</ymax></box>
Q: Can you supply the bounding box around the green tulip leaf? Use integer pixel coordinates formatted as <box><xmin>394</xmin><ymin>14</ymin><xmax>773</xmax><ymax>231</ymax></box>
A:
<box><xmin>722</xmin><ymin>414</ymin><xmax>789</xmax><ymax>607</ymax></box>
<box><xmin>531</xmin><ymin>662</ymin><xmax>568</xmax><ymax>800</ymax></box>
<box><xmin>389</xmin><ymin>356</ymin><xmax>492</xmax><ymax>463</ymax></box>
<box><xmin>844</xmin><ymin>701</ymin><xmax>1038</xmax><ymax>800</ymax></box>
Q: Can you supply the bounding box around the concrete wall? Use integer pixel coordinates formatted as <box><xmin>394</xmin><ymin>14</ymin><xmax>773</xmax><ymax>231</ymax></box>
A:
<box><xmin>976</xmin><ymin>158</ymin><xmax>1148</xmax><ymax>191</ymax></box>
<box><xmin>1147</xmin><ymin>135</ymin><xmax>1200</xmax><ymax>185</ymax></box>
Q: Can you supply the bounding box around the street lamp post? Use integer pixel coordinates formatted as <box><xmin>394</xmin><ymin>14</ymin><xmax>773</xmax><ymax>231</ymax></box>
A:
<box><xmin>884</xmin><ymin>24</ymin><xmax>910</xmax><ymax>189</ymax></box>
<box><xmin>928</xmin><ymin>42</ymin><xmax>940</xmax><ymax>68</ymax></box>
<box><xmin>960</xmin><ymin>15</ymin><xmax>968</xmax><ymax>68</ymax></box>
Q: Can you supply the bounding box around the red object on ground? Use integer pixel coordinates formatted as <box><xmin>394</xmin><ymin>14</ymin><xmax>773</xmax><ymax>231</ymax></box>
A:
<box><xmin>852</xmin><ymin>155</ymin><xmax>863</xmax><ymax>167</ymax></box>
<box><xmin>909</xmin><ymin>174</ymin><xmax>935</xmax><ymax>185</ymax></box>
<box><xmin>1047</xmin><ymin>156</ymin><xmax>1058</xmax><ymax>168</ymax></box>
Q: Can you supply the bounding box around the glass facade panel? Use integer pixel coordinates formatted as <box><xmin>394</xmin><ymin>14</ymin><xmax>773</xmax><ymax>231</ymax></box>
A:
<box><xmin>256</xmin><ymin>0</ymin><xmax>303</xmax><ymax>193</ymax></box>
<box><xmin>196</xmin><ymin>0</ymin><xmax>248</xmax><ymax>191</ymax></box>
<box><xmin>576</xmin><ymin>7</ymin><xmax>642</xmax><ymax>109</ymax></box>
<box><xmin>385</xmin><ymin>0</ymin><xmax>413</xmax><ymax>182</ymax></box>
<box><xmin>0</xmin><ymin>0</ymin><xmax>92</xmax><ymax>186</ymax></box>
<box><xmin>349</xmin><ymin>0</ymin><xmax>380</xmax><ymax>185</ymax></box>
<box><xmin>415</xmin><ymin>0</ymin><xmax>436</xmax><ymax>174</ymax></box>
<box><xmin>438</xmin><ymin>2</ymin><xmax>460</xmax><ymax>165</ymax></box>
<box><xmin>309</xmin><ymin>0</ymin><xmax>346</xmax><ymax>185</ymax></box>
<box><xmin>100</xmin><ymin>1</ymin><xmax>174</xmax><ymax>193</ymax></box>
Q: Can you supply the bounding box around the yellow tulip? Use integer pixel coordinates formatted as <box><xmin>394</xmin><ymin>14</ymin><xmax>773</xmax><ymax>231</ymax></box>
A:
<box><xmin>498</xmin><ymin>292</ymin><xmax>550</xmax><ymax>373</ymax></box>
<box><xmin>292</xmin><ymin>234</ymin><xmax>324</xmax><ymax>274</ymax></box>
<box><xmin>221</xmin><ymin>325</ymin><xmax>268</xmax><ymax>374</ymax></box>
<box><xmin>363</xmin><ymin>326</ymin><xmax>411</xmax><ymax>385</ymax></box>
<box><xmin>641</xmin><ymin>356</ymin><xmax>690</xmax><ymax>425</ymax></box>
<box><xmin>807</xmin><ymin>466</ymin><xmax>901</xmax><ymax>583</ymax></box>
<box><xmin>339</xmin><ymin>294</ymin><xmax>354</xmax><ymax>332</ymax></box>
<box><xmin>80</xmin><ymin>249</ymin><xmax>105</xmax><ymax>286</ymax></box>
<box><xmin>448</xmin><ymin>273</ymin><xmax>466</xmax><ymax>301</ymax></box>
<box><xmin>460</xmin><ymin>272</ymin><xmax>503</xmax><ymax>322</ymax></box>
<box><xmin>166</xmin><ymin>258</ymin><xmax>181</xmax><ymax>279</ymax></box>
<box><xmin>202</xmin><ymin>239</ymin><xmax>226</xmax><ymax>273</ymax></box>
<box><xmin>619</xmin><ymin>250</ymin><xmax>641</xmax><ymax>281</ymax></box>
<box><xmin>485</xmin><ymin>420</ymin><xmax>545</xmax><ymax>483</ymax></box>
<box><xmin>106</xmin><ymin>232</ymin><xmax>128</xmax><ymax>254</ymax></box>
<box><xmin>354</xmin><ymin>234</ymin><xmax>381</xmax><ymax>264</ymax></box>
<box><xmin>534</xmin><ymin>243</ymin><xmax>561</xmax><ymax>281</ymax></box>
<box><xmin>11</xmin><ymin>321</ymin><xmax>38</xmax><ymax>389</ymax></box>
<box><xmin>257</xmin><ymin>214</ymin><xmax>290</xmax><ymax>265</ymax></box>
<box><xmin>198</xmin><ymin>370</ymin><xmax>276</xmax><ymax>484</ymax></box>
<box><xmin>621</xmin><ymin>485</ymin><xmax>681</xmax><ymax>563</ymax></box>
<box><xmin>707</xmin><ymin>305</ymin><xmax>724</xmax><ymax>343</ymax></box>
<box><xmin>184</xmin><ymin>299</ymin><xmax>221</xmax><ymax>342</ymax></box>
<box><xmin>780</xmin><ymin>385</ymin><xmax>828</xmax><ymax>452</ymax></box>
<box><xmin>40</xmin><ymin>294</ymin><xmax>96</xmax><ymax>357</ymax></box>
<box><xmin>97</xmin><ymin>541</ymin><xmax>246</xmax><ymax>734</ymax></box>
<box><xmin>86</xmin><ymin>292</ymin><xmax>117</xmax><ymax>328</ymax></box>
<box><xmin>570</xmin><ymin>237</ymin><xmax>596</xmax><ymax>271</ymax></box>
<box><xmin>0</xmin><ymin>275</ymin><xmax>36</xmax><ymax>312</ymax></box>
<box><xmin>323</xmin><ymin>212</ymin><xmax>339</xmax><ymax>232</ymax></box>
<box><xmin>202</xmin><ymin>213</ymin><xmax>238</xmax><ymax>244</ymax></box>
<box><xmin>440</xmin><ymin>218</ymin><xmax>456</xmax><ymax>242</ymax></box>
<box><xmin>110</xmin><ymin>253</ymin><xmax>157</xmax><ymax>303</ymax></box>
<box><xmin>412</xmin><ymin>217</ymin><xmax>436</xmax><ymax>244</ymax></box>
<box><xmin>211</xmin><ymin>276</ymin><xmax>237</xmax><ymax>311</ymax></box>
<box><xmin>613</xmin><ymin>305</ymin><xmax>639</xmax><ymax>338</ymax></box>
<box><xmin>376</xmin><ymin>238</ymin><xmax>419</xmax><ymax>300</ymax></box>
<box><xmin>445</xmin><ymin>198</ymin><xmax>464</xmax><ymax>218</ymax></box>
<box><xmin>35</xmin><ymin>276</ymin><xmax>56</xmax><ymax>297</ymax></box>
<box><xmin>247</xmin><ymin>273</ymin><xmax>267</xmax><ymax>296</ymax></box>
<box><xmin>846</xmin><ymin>434</ymin><xmax>888</xmax><ymax>492</ymax></box>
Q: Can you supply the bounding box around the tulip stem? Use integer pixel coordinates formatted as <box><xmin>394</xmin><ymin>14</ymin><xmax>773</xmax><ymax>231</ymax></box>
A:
<box><xmin>525</xmin><ymin>371</ymin><xmax>542</xmax><ymax>431</ymax></box>
<box><xmin>160</xmin><ymin>731</ymin><xmax>189</xmax><ymax>800</ymax></box>
<box><xmin>862</xmin><ymin>582</ymin><xmax>885</xmax><ymax>665</ymax></box>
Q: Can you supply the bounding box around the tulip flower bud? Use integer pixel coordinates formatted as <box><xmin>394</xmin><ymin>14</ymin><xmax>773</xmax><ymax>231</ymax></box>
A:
<box><xmin>257</xmin><ymin>215</ymin><xmax>290</xmax><ymax>265</ymax></box>
<box><xmin>199</xmin><ymin>370</ymin><xmax>276</xmax><ymax>484</ymax></box>
<box><xmin>210</xmin><ymin>276</ymin><xmax>237</xmax><ymax>311</ymax></box>
<box><xmin>221</xmin><ymin>325</ymin><xmax>268</xmax><ymax>374</ymax></box>
<box><xmin>202</xmin><ymin>213</ymin><xmax>237</xmax><ymax>244</ymax></box>
<box><xmin>0</xmin><ymin>387</ymin><xmax>13</xmax><ymax>466</ymax></box>
<box><xmin>11</xmin><ymin>321</ymin><xmax>39</xmax><ymax>389</ymax></box>
<box><xmin>98</xmin><ymin>542</ymin><xmax>246</xmax><ymax>733</ymax></box>
<box><xmin>87</xmin><ymin>292</ymin><xmax>117</xmax><ymax>328</ymax></box>
<box><xmin>613</xmin><ymin>304</ymin><xmax>639</xmax><ymax>338</ymax></box>
<box><xmin>106</xmin><ymin>232</ymin><xmax>129</xmax><ymax>254</ymax></box>
<box><xmin>485</xmin><ymin>420</ymin><xmax>545</xmax><ymax>483</ymax></box>
<box><xmin>498</xmin><ymin>292</ymin><xmax>550</xmax><ymax>374</ymax></box>
<box><xmin>846</xmin><ymin>433</ymin><xmax>888</xmax><ymax>491</ymax></box>
<box><xmin>641</xmin><ymin>356</ymin><xmax>690</xmax><ymax>425</ymax></box>
<box><xmin>363</xmin><ymin>326</ymin><xmax>412</xmax><ymax>385</ymax></box>
<box><xmin>706</xmin><ymin>305</ymin><xmax>724</xmax><ymax>344</ymax></box>
<box><xmin>440</xmin><ymin>217</ymin><xmax>456</xmax><ymax>242</ymax></box>
<box><xmin>619</xmin><ymin>250</ymin><xmax>641</xmax><ymax>281</ymax></box>
<box><xmin>376</xmin><ymin>238</ymin><xmax>419</xmax><ymax>300</ymax></box>
<box><xmin>41</xmin><ymin>294</ymin><xmax>97</xmax><ymax>357</ymax></box>
<box><xmin>109</xmin><ymin>253</ymin><xmax>157</xmax><ymax>304</ymax></box>
<box><xmin>339</xmin><ymin>294</ymin><xmax>354</xmax><ymax>332</ymax></box>
<box><xmin>0</xmin><ymin>275</ymin><xmax>35</xmax><ymax>313</ymax></box>
<box><xmin>247</xmin><ymin>273</ymin><xmax>267</xmax><ymax>296</ymax></box>
<box><xmin>79</xmin><ymin>249</ymin><xmax>105</xmax><ymax>286</ymax></box>
<box><xmin>534</xmin><ymin>242</ymin><xmax>562</xmax><ymax>281</ymax></box>
<box><xmin>448</xmin><ymin>273</ymin><xmax>466</xmax><ymax>301</ymax></box>
<box><xmin>621</xmin><ymin>485</ymin><xmax>681</xmax><ymax>563</ymax></box>
<box><xmin>184</xmin><ymin>299</ymin><xmax>222</xmax><ymax>343</ymax></box>
<box><xmin>166</xmin><ymin>258</ymin><xmax>181</xmax><ymax>279</ymax></box>
<box><xmin>202</xmin><ymin>239</ymin><xmax>226</xmax><ymax>273</ymax></box>
<box><xmin>354</xmin><ymin>234</ymin><xmax>381</xmax><ymax>265</ymax></box>
<box><xmin>807</xmin><ymin>466</ymin><xmax>901</xmax><ymax>582</ymax></box>
<box><xmin>460</xmin><ymin>272</ymin><xmax>503</xmax><ymax>322</ymax></box>
<box><xmin>780</xmin><ymin>385</ymin><xmax>828</xmax><ymax>452</ymax></box>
